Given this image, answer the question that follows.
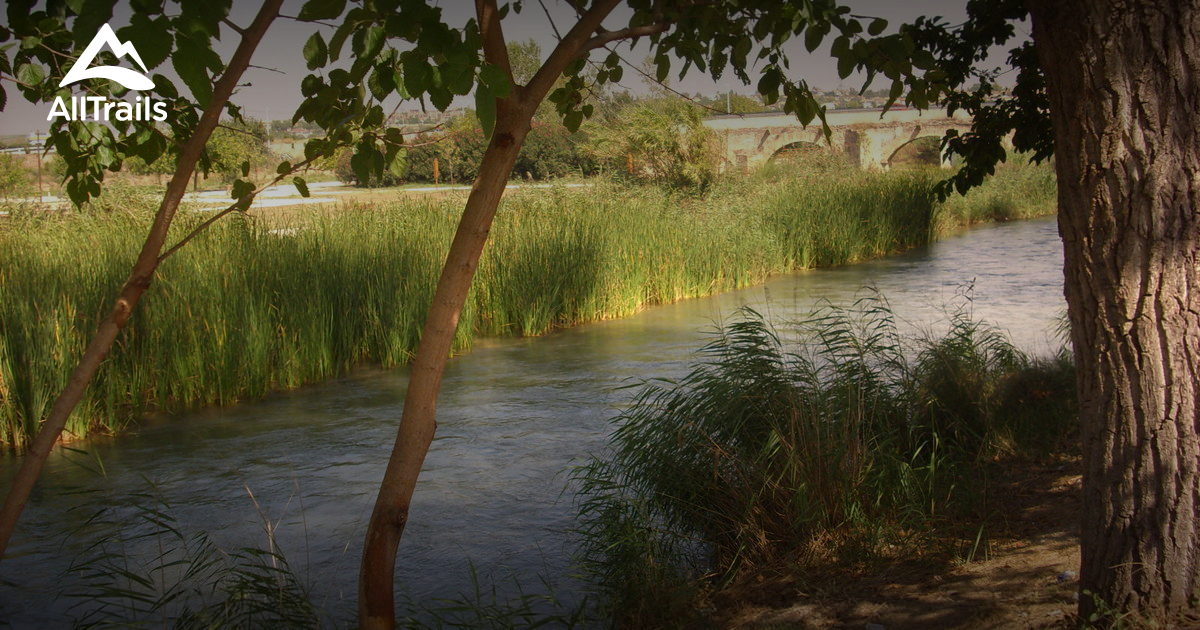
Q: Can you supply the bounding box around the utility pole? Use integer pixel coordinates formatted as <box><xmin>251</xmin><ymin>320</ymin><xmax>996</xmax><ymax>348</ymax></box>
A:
<box><xmin>34</xmin><ymin>131</ymin><xmax>43</xmax><ymax>203</ymax></box>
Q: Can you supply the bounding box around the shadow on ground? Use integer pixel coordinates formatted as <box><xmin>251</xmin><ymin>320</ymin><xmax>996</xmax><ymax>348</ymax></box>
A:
<box><xmin>729</xmin><ymin>461</ymin><xmax>1082</xmax><ymax>629</ymax></box>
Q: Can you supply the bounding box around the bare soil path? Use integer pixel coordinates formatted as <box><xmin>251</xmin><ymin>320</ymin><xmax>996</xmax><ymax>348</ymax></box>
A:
<box><xmin>728</xmin><ymin>463</ymin><xmax>1083</xmax><ymax>629</ymax></box>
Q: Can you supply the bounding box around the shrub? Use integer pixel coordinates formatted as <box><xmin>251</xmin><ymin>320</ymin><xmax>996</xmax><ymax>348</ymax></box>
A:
<box><xmin>574</xmin><ymin>299</ymin><xmax>1076</xmax><ymax>626</ymax></box>
<box><xmin>584</xmin><ymin>98</ymin><xmax>720</xmax><ymax>190</ymax></box>
<box><xmin>0</xmin><ymin>153</ymin><xmax>29</xmax><ymax>198</ymax></box>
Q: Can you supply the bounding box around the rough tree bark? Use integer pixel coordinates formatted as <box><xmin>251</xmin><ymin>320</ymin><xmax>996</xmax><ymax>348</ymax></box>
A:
<box><xmin>0</xmin><ymin>0</ymin><xmax>285</xmax><ymax>560</ymax></box>
<box><xmin>1030</xmin><ymin>0</ymin><xmax>1200</xmax><ymax>621</ymax></box>
<box><xmin>356</xmin><ymin>0</ymin><xmax>639</xmax><ymax>626</ymax></box>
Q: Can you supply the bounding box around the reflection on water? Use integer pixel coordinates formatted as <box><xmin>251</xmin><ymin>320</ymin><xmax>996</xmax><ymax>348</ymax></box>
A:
<box><xmin>0</xmin><ymin>217</ymin><xmax>1064</xmax><ymax>626</ymax></box>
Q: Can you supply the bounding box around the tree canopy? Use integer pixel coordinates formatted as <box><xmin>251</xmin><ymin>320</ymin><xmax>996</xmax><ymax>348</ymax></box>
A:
<box><xmin>0</xmin><ymin>0</ymin><xmax>1049</xmax><ymax>204</ymax></box>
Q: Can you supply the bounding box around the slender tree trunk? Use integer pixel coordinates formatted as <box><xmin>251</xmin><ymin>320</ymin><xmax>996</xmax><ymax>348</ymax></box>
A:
<box><xmin>357</xmin><ymin>108</ymin><xmax>531</xmax><ymax>628</ymax></box>
<box><xmin>356</xmin><ymin>1</ymin><xmax>625</xmax><ymax>625</ymax></box>
<box><xmin>0</xmin><ymin>0</ymin><xmax>284</xmax><ymax>560</ymax></box>
<box><xmin>1030</xmin><ymin>0</ymin><xmax>1200</xmax><ymax>621</ymax></box>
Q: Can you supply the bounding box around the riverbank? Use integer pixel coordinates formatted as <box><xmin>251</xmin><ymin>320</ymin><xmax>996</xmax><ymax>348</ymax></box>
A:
<box><xmin>574</xmin><ymin>302</ymin><xmax>1078</xmax><ymax>629</ymax></box>
<box><xmin>724</xmin><ymin>460</ymin><xmax>1082</xmax><ymax>629</ymax></box>
<box><xmin>0</xmin><ymin>161</ymin><xmax>1055</xmax><ymax>446</ymax></box>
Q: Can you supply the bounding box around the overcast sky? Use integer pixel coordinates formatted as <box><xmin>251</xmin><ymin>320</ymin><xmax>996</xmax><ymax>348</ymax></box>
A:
<box><xmin>0</xmin><ymin>0</ymin><xmax>1026</xmax><ymax>134</ymax></box>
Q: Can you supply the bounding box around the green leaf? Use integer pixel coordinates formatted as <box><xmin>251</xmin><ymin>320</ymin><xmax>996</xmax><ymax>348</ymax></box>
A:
<box><xmin>836</xmin><ymin>54</ymin><xmax>855</xmax><ymax>79</ymax></box>
<box><xmin>230</xmin><ymin>178</ymin><xmax>254</xmax><ymax>200</ymax></box>
<box><xmin>368</xmin><ymin>66</ymin><xmax>395</xmax><ymax>100</ymax></box>
<box><xmin>304</xmin><ymin>32</ymin><xmax>328</xmax><ymax>70</ymax></box>
<box><xmin>360</xmin><ymin>25</ymin><xmax>385</xmax><ymax>59</ymax></box>
<box><xmin>16</xmin><ymin>62</ymin><xmax>43</xmax><ymax>86</ymax></box>
<box><xmin>293</xmin><ymin>176</ymin><xmax>309</xmax><ymax>197</ymax></box>
<box><xmin>328</xmin><ymin>20</ymin><xmax>355</xmax><ymax>61</ymax></box>
<box><xmin>303</xmin><ymin>138</ymin><xmax>327</xmax><ymax>161</ymax></box>
<box><xmin>474</xmin><ymin>84</ymin><xmax>496</xmax><ymax>137</ymax></box>
<box><xmin>387</xmin><ymin>149</ymin><xmax>405</xmax><ymax>177</ymax></box>
<box><xmin>119</xmin><ymin>15</ymin><xmax>172</xmax><ymax>69</ymax></box>
<box><xmin>350</xmin><ymin>147</ymin><xmax>371</xmax><ymax>183</ymax></box>
<box><xmin>240</xmin><ymin>160</ymin><xmax>250</xmax><ymax>177</ymax></box>
<box><xmin>756</xmin><ymin>68</ymin><xmax>780</xmax><ymax>99</ymax></box>
<box><xmin>73</xmin><ymin>0</ymin><xmax>114</xmax><ymax>48</ymax></box>
<box><xmin>804</xmin><ymin>23</ymin><xmax>826</xmax><ymax>53</ymax></box>
<box><xmin>276</xmin><ymin>160</ymin><xmax>291</xmax><ymax>175</ymax></box>
<box><xmin>563</xmin><ymin>109</ymin><xmax>582</xmax><ymax>132</ymax></box>
<box><xmin>297</xmin><ymin>0</ymin><xmax>346</xmax><ymax>21</ymax></box>
<box><xmin>429</xmin><ymin>87</ymin><xmax>451</xmax><ymax>111</ymax></box>
<box><xmin>173</xmin><ymin>37</ymin><xmax>215</xmax><ymax>106</ymax></box>
<box><xmin>868</xmin><ymin>18</ymin><xmax>888</xmax><ymax>36</ymax></box>
<box><xmin>479</xmin><ymin>63</ymin><xmax>510</xmax><ymax>98</ymax></box>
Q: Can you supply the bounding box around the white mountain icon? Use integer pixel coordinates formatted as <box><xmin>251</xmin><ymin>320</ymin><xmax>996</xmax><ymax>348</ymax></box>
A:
<box><xmin>60</xmin><ymin>23</ymin><xmax>155</xmax><ymax>91</ymax></box>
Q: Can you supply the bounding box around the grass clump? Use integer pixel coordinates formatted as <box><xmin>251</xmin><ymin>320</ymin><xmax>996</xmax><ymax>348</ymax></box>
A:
<box><xmin>65</xmin><ymin>494</ymin><xmax>318</xmax><ymax>629</ymax></box>
<box><xmin>573</xmin><ymin>296</ymin><xmax>1076</xmax><ymax>628</ymax></box>
<box><xmin>935</xmin><ymin>157</ymin><xmax>1058</xmax><ymax>233</ymax></box>
<box><xmin>0</xmin><ymin>164</ymin><xmax>1055</xmax><ymax>446</ymax></box>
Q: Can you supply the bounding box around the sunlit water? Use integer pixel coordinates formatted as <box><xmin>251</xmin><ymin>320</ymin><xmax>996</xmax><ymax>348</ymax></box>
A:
<box><xmin>0</xmin><ymin>217</ymin><xmax>1064</xmax><ymax>627</ymax></box>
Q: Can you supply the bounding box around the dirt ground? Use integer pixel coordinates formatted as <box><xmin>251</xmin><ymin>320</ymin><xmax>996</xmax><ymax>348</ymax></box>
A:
<box><xmin>727</xmin><ymin>463</ymin><xmax>1083</xmax><ymax>629</ymax></box>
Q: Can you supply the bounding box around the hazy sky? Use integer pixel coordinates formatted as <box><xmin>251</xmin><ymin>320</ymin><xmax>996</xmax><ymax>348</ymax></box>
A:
<box><xmin>0</xmin><ymin>0</ymin><xmax>1025</xmax><ymax>134</ymax></box>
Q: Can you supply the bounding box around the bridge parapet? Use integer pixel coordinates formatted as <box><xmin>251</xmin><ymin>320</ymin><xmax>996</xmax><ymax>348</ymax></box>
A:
<box><xmin>703</xmin><ymin>108</ymin><xmax>971</xmax><ymax>171</ymax></box>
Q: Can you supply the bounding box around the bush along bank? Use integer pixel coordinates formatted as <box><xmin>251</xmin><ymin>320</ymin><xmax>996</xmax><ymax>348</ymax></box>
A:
<box><xmin>0</xmin><ymin>161</ymin><xmax>1056</xmax><ymax>446</ymax></box>
<box><xmin>572</xmin><ymin>298</ymin><xmax>1077</xmax><ymax>628</ymax></box>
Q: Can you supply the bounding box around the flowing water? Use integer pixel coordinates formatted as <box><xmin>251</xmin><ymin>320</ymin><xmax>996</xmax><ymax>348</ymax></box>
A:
<box><xmin>0</xmin><ymin>217</ymin><xmax>1065</xmax><ymax>626</ymax></box>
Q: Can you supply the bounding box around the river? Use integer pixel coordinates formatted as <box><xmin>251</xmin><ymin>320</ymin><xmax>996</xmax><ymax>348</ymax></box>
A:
<box><xmin>0</xmin><ymin>216</ymin><xmax>1065</xmax><ymax>627</ymax></box>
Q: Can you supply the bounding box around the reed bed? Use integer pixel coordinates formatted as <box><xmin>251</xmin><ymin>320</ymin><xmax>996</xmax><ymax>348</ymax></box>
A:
<box><xmin>0</xmin><ymin>163</ymin><xmax>1055</xmax><ymax>445</ymax></box>
<box><xmin>573</xmin><ymin>299</ymin><xmax>1076</xmax><ymax>627</ymax></box>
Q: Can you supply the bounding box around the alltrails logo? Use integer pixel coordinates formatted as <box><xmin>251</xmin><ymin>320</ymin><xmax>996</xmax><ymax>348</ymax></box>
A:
<box><xmin>48</xmin><ymin>23</ymin><xmax>168</xmax><ymax>122</ymax></box>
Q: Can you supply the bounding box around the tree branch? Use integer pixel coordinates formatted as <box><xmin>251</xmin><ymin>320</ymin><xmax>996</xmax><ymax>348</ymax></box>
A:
<box><xmin>222</xmin><ymin>17</ymin><xmax>247</xmax><ymax>35</ymax></box>
<box><xmin>584</xmin><ymin>22</ymin><xmax>670</xmax><ymax>50</ymax></box>
<box><xmin>536</xmin><ymin>0</ymin><xmax>564</xmax><ymax>42</ymax></box>
<box><xmin>476</xmin><ymin>0</ymin><xmax>514</xmax><ymax>86</ymax></box>
<box><xmin>524</xmin><ymin>0</ymin><xmax>623</xmax><ymax>105</ymax></box>
<box><xmin>158</xmin><ymin>153</ymin><xmax>322</xmax><ymax>262</ymax></box>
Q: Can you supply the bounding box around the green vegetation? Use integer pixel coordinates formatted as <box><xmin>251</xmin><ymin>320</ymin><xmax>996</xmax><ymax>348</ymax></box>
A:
<box><xmin>584</xmin><ymin>98</ymin><xmax>721</xmax><ymax>189</ymax></box>
<box><xmin>68</xmin><ymin>494</ymin><xmax>319</xmax><ymax>628</ymax></box>
<box><xmin>937</xmin><ymin>156</ymin><xmax>1058</xmax><ymax>230</ymax></box>
<box><xmin>0</xmin><ymin>161</ymin><xmax>1055</xmax><ymax>446</ymax></box>
<box><xmin>337</xmin><ymin>118</ymin><xmax>598</xmax><ymax>187</ymax></box>
<box><xmin>573</xmin><ymin>300</ymin><xmax>1076</xmax><ymax>628</ymax></box>
<box><xmin>0</xmin><ymin>153</ymin><xmax>29</xmax><ymax>198</ymax></box>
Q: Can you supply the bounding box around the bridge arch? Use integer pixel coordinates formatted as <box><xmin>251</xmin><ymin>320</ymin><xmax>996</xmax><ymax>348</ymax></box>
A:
<box><xmin>886</xmin><ymin>135</ymin><xmax>945</xmax><ymax>168</ymax></box>
<box><xmin>770</xmin><ymin>140</ymin><xmax>825</xmax><ymax>161</ymax></box>
<box><xmin>704</xmin><ymin>110</ymin><xmax>972</xmax><ymax>171</ymax></box>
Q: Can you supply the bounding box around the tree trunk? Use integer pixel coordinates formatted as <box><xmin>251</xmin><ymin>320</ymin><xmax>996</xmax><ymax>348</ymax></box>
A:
<box><xmin>1030</xmin><ymin>0</ymin><xmax>1200</xmax><ymax>621</ymax></box>
<box><xmin>0</xmin><ymin>0</ymin><xmax>284</xmax><ymax>561</ymax></box>
<box><xmin>355</xmin><ymin>3</ymin><xmax>624</xmax><ymax>625</ymax></box>
<box><xmin>357</xmin><ymin>108</ymin><xmax>531</xmax><ymax>629</ymax></box>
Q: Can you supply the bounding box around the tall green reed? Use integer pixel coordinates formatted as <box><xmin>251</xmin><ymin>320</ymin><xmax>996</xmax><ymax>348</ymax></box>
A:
<box><xmin>572</xmin><ymin>298</ymin><xmax>1076</xmax><ymax>627</ymax></box>
<box><xmin>0</xmin><ymin>163</ymin><xmax>1055</xmax><ymax>445</ymax></box>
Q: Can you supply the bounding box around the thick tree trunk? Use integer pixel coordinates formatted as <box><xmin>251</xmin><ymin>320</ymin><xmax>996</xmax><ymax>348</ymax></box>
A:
<box><xmin>1030</xmin><ymin>0</ymin><xmax>1200</xmax><ymax>621</ymax></box>
<box><xmin>0</xmin><ymin>0</ymin><xmax>284</xmax><ymax>560</ymax></box>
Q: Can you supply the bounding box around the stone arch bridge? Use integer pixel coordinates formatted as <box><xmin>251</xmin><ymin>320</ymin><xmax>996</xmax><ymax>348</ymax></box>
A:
<box><xmin>703</xmin><ymin>108</ymin><xmax>972</xmax><ymax>171</ymax></box>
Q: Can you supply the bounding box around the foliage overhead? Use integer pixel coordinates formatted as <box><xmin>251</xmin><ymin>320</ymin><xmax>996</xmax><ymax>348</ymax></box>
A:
<box><xmin>0</xmin><ymin>0</ymin><xmax>1049</xmax><ymax>204</ymax></box>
